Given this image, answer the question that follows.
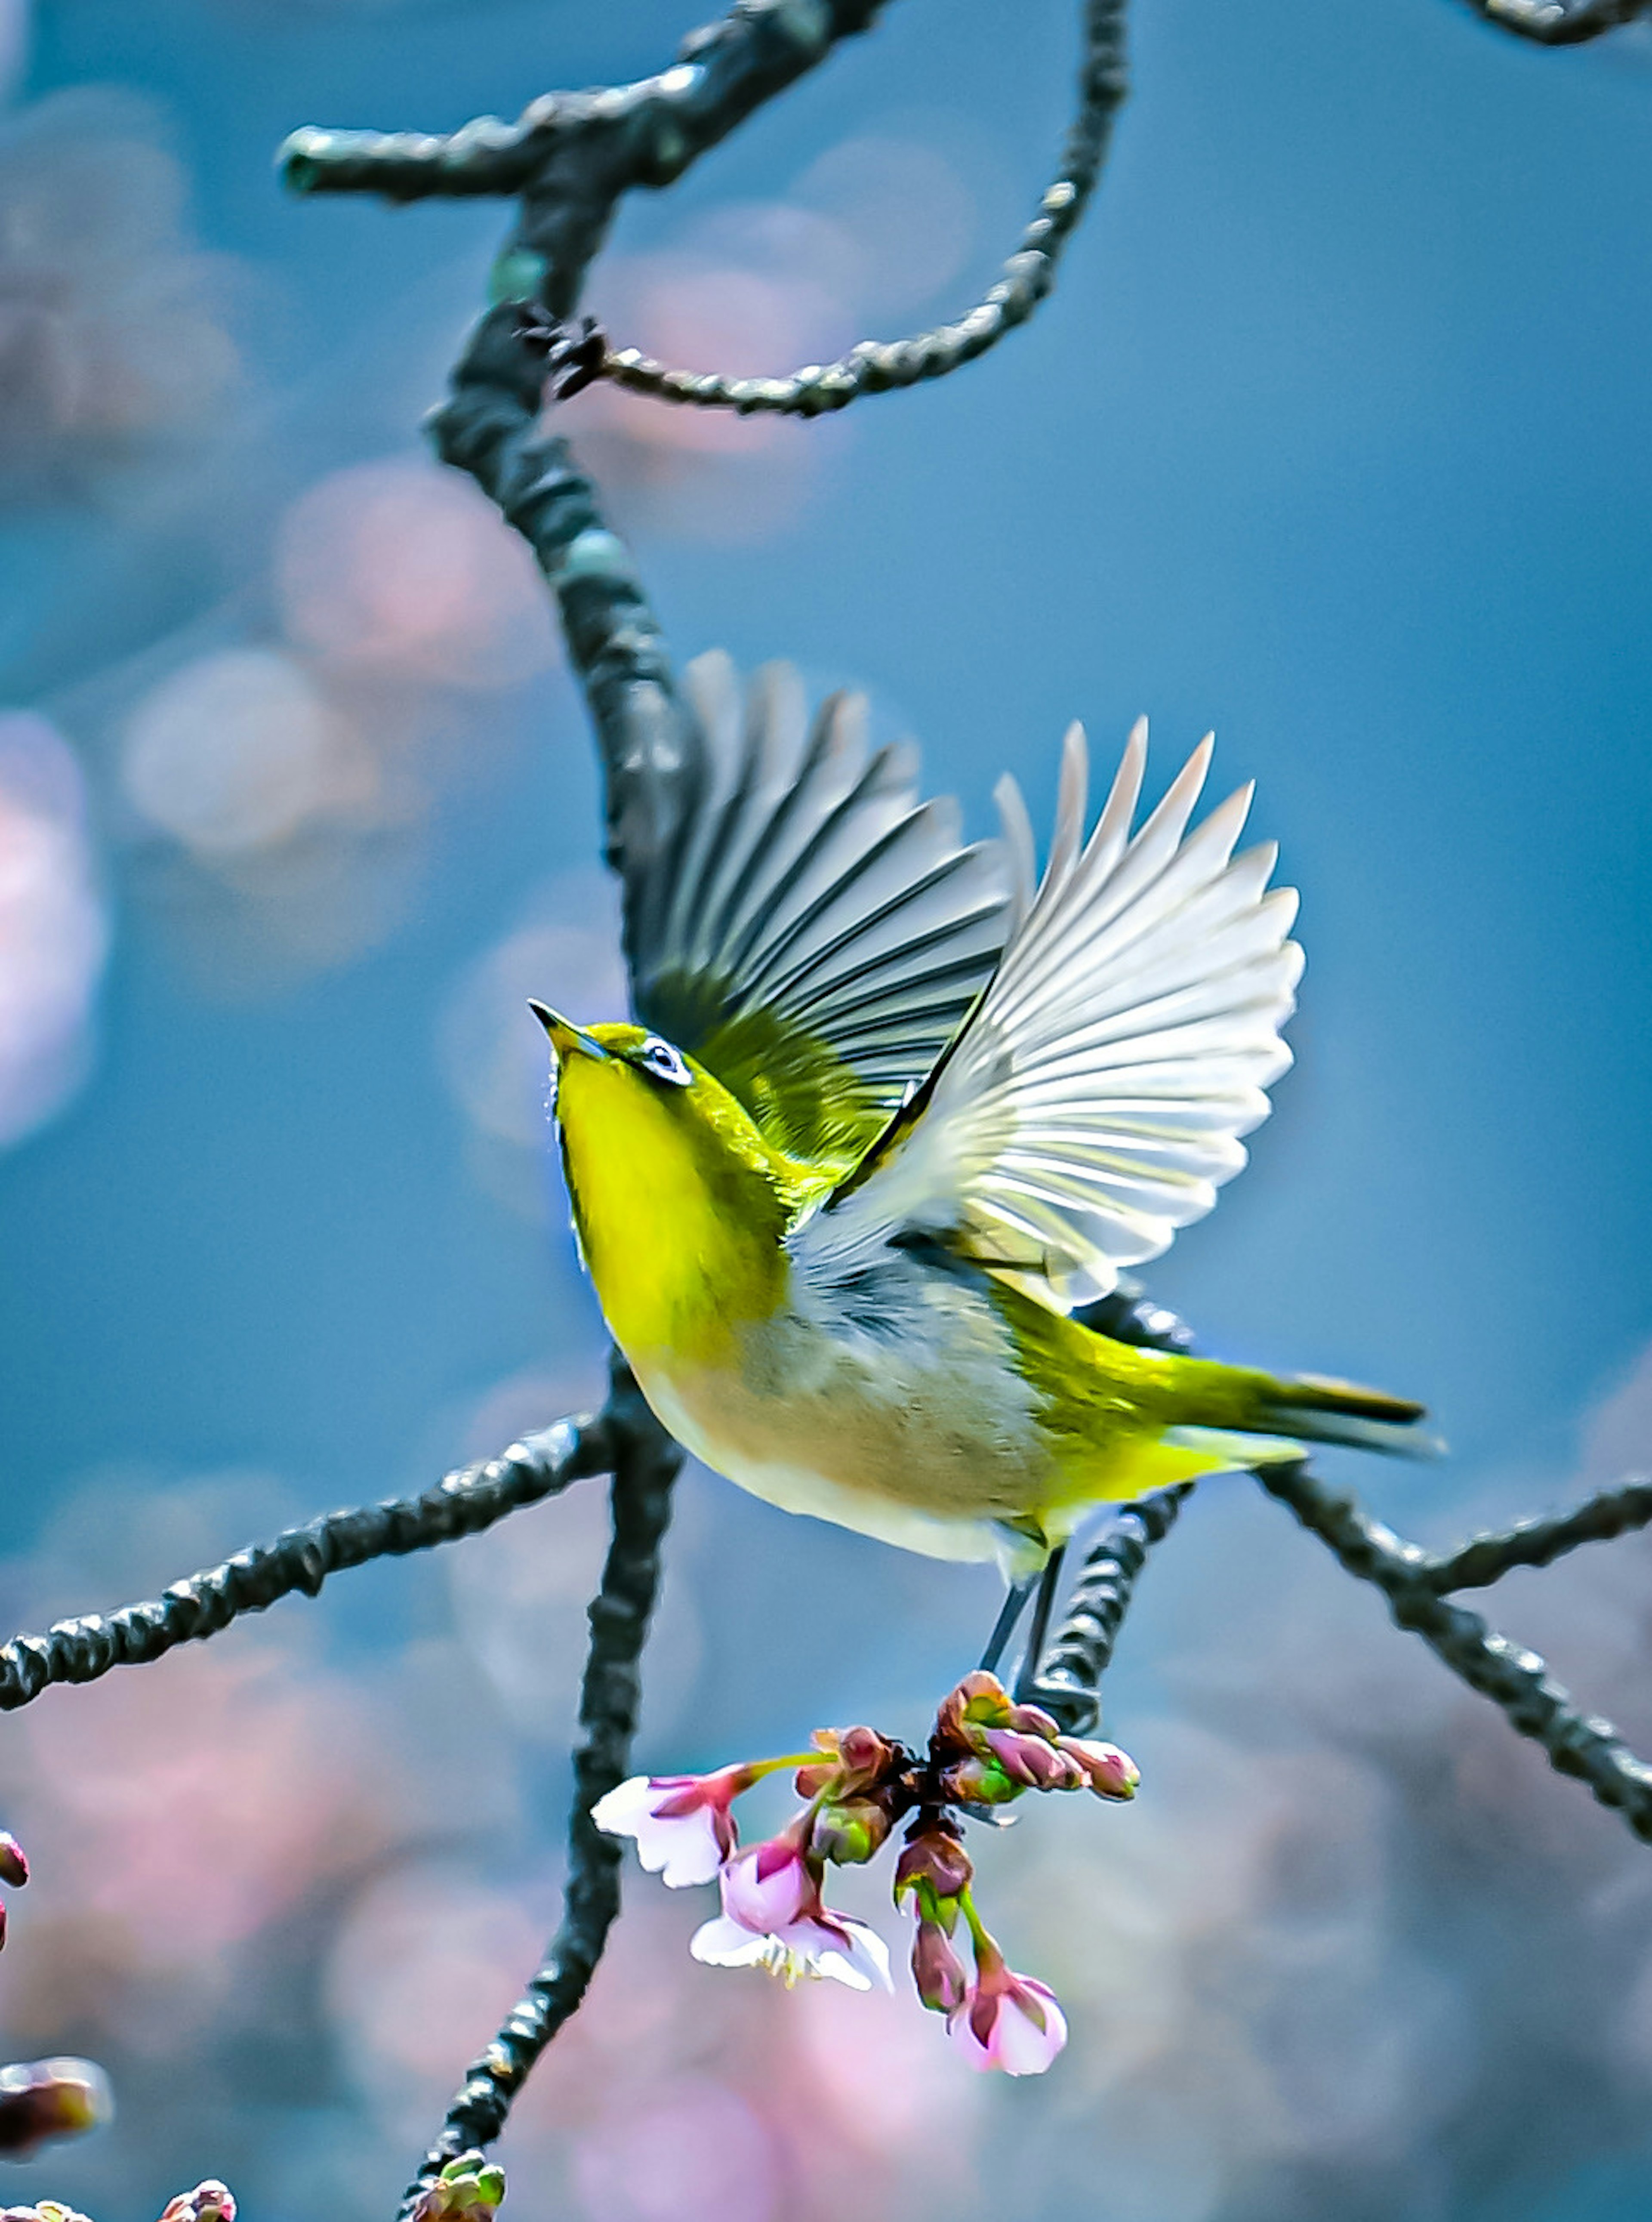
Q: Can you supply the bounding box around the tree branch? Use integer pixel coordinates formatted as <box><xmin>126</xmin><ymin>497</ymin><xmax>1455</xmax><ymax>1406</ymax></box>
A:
<box><xmin>401</xmin><ymin>1361</ymin><xmax>679</xmax><ymax>2214</ymax></box>
<box><xmin>1257</xmin><ymin>1460</ymin><xmax>1652</xmax><ymax>1844</ymax></box>
<box><xmin>0</xmin><ymin>1410</ymin><xmax>616</xmax><ymax>1713</ymax></box>
<box><xmin>280</xmin><ymin>2</ymin><xmax>892</xmax><ymax>207</ymax></box>
<box><xmin>1027</xmin><ymin>1485</ymin><xmax>1193</xmax><ymax>1736</ymax></box>
<box><xmin>1423</xmin><ymin>1473</ymin><xmax>1652</xmax><ymax>1591</ymax></box>
<box><xmin>568</xmin><ymin>0</ymin><xmax>1126</xmax><ymax>420</ymax></box>
<box><xmin>1460</xmin><ymin>0</ymin><xmax>1651</xmax><ymax>42</ymax></box>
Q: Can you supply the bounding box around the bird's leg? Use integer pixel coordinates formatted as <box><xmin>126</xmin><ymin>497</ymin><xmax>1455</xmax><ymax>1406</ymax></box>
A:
<box><xmin>1013</xmin><ymin>1545</ymin><xmax>1067</xmax><ymax>1703</ymax></box>
<box><xmin>979</xmin><ymin>1574</ymin><xmax>1039</xmax><ymax>1676</ymax></box>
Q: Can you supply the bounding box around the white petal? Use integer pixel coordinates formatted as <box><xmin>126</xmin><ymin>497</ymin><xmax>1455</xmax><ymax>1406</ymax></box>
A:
<box><xmin>638</xmin><ymin>1808</ymin><xmax>726</xmax><ymax>1889</ymax></box>
<box><xmin>690</xmin><ymin>1916</ymin><xmax>772</xmax><ymax>1969</ymax></box>
<box><xmin>589</xmin><ymin>1777</ymin><xmax>658</xmax><ymax>1837</ymax></box>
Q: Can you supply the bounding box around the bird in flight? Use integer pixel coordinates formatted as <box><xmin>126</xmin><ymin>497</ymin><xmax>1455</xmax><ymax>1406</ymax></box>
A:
<box><xmin>533</xmin><ymin>653</ymin><xmax>1429</xmax><ymax>1683</ymax></box>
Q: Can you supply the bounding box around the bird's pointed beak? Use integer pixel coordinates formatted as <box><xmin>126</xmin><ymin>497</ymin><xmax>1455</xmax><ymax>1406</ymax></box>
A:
<box><xmin>528</xmin><ymin>1001</ymin><xmax>607</xmax><ymax>1062</ymax></box>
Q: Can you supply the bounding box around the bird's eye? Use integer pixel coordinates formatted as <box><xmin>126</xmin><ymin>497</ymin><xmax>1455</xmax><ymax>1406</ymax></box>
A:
<box><xmin>636</xmin><ymin>1035</ymin><xmax>692</xmax><ymax>1088</ymax></box>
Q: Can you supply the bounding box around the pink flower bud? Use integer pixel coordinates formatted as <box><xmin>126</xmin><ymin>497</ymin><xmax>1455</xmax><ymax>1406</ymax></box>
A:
<box><xmin>981</xmin><ymin>1728</ymin><xmax>1086</xmax><ymax>1791</ymax></box>
<box><xmin>949</xmin><ymin>1969</ymin><xmax>1069</xmax><ymax>2076</ymax></box>
<box><xmin>0</xmin><ymin>1836</ymin><xmax>28</xmax><ymax>1890</ymax></box>
<box><xmin>894</xmin><ymin>1823</ymin><xmax>974</xmax><ymax>1905</ymax></box>
<box><xmin>911</xmin><ymin>1918</ymin><xmax>968</xmax><ymax>2015</ymax></box>
<box><xmin>720</xmin><ymin>1838</ymin><xmax>814</xmax><ymax>1933</ymax></box>
<box><xmin>1057</xmin><ymin>1736</ymin><xmax>1140</xmax><ymax>1800</ymax></box>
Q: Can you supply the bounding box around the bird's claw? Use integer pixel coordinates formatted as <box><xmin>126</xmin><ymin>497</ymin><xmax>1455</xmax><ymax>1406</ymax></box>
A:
<box><xmin>512</xmin><ymin>306</ymin><xmax>609</xmax><ymax>400</ymax></box>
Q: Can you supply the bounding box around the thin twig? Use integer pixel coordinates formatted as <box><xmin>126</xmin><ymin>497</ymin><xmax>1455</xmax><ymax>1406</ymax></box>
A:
<box><xmin>0</xmin><ymin>1413</ymin><xmax>616</xmax><ymax>1713</ymax></box>
<box><xmin>401</xmin><ymin>1362</ymin><xmax>680</xmax><ymax>2211</ymax></box>
<box><xmin>1424</xmin><ymin>1474</ymin><xmax>1652</xmax><ymax>1591</ymax></box>
<box><xmin>1460</xmin><ymin>0</ymin><xmax>1651</xmax><ymax>42</ymax></box>
<box><xmin>578</xmin><ymin>0</ymin><xmax>1127</xmax><ymax>419</ymax></box>
<box><xmin>1257</xmin><ymin>1461</ymin><xmax>1652</xmax><ymax>1844</ymax></box>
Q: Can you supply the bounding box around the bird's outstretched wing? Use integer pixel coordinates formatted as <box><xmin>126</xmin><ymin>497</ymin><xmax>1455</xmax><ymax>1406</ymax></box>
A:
<box><xmin>625</xmin><ymin>651</ymin><xmax>1015</xmax><ymax>1171</ymax></box>
<box><xmin>800</xmin><ymin>721</ymin><xmax>1303</xmax><ymax>1306</ymax></box>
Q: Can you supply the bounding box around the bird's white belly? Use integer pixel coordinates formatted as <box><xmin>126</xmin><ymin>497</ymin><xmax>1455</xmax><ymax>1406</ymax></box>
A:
<box><xmin>630</xmin><ymin>1278</ymin><xmax>1050</xmax><ymax>1566</ymax></box>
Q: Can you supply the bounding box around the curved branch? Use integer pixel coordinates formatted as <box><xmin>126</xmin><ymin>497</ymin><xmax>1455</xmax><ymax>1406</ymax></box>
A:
<box><xmin>1460</xmin><ymin>0</ymin><xmax>1651</xmax><ymax>41</ymax></box>
<box><xmin>1424</xmin><ymin>1473</ymin><xmax>1652</xmax><ymax>1592</ymax></box>
<box><xmin>1257</xmin><ymin>1460</ymin><xmax>1652</xmax><ymax>1844</ymax></box>
<box><xmin>0</xmin><ymin>1411</ymin><xmax>614</xmax><ymax>1713</ymax></box>
<box><xmin>401</xmin><ymin>1364</ymin><xmax>680</xmax><ymax>2211</ymax></box>
<box><xmin>574</xmin><ymin>0</ymin><xmax>1127</xmax><ymax>419</ymax></box>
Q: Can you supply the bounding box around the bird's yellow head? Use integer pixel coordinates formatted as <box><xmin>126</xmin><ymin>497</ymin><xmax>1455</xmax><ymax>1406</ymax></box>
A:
<box><xmin>530</xmin><ymin>1003</ymin><xmax>803</xmax><ymax>1361</ymax></box>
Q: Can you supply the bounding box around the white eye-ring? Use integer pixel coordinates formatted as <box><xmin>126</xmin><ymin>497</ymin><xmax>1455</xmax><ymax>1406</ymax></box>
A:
<box><xmin>636</xmin><ymin>1035</ymin><xmax>692</xmax><ymax>1088</ymax></box>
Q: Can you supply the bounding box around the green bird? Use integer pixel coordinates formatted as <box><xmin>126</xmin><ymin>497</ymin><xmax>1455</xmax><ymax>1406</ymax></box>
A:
<box><xmin>534</xmin><ymin>653</ymin><xmax>1428</xmax><ymax>1661</ymax></box>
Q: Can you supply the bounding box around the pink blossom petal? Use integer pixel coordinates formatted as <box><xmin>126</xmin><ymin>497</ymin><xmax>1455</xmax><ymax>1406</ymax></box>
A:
<box><xmin>720</xmin><ymin>1841</ymin><xmax>811</xmax><ymax>1931</ymax></box>
<box><xmin>591</xmin><ymin>1776</ymin><xmax>729</xmax><ymax>1887</ymax></box>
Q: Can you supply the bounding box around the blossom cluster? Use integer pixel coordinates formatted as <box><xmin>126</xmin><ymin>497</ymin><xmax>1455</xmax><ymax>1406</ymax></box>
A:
<box><xmin>594</xmin><ymin>1671</ymin><xmax>1137</xmax><ymax>2076</ymax></box>
<box><xmin>408</xmin><ymin>2153</ymin><xmax>506</xmax><ymax>2222</ymax></box>
<box><xmin>0</xmin><ymin>2185</ymin><xmax>232</xmax><ymax>2222</ymax></box>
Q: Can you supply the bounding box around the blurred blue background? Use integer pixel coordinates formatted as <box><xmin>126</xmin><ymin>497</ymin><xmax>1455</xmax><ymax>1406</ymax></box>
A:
<box><xmin>0</xmin><ymin>1</ymin><xmax>1649</xmax><ymax>2218</ymax></box>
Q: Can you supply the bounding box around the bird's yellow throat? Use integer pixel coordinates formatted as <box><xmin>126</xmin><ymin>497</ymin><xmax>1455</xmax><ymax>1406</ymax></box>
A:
<box><xmin>552</xmin><ymin>1029</ymin><xmax>797</xmax><ymax>1365</ymax></box>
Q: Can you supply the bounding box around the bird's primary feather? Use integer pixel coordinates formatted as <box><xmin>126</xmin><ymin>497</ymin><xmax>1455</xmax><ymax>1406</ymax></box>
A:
<box><xmin>625</xmin><ymin>653</ymin><xmax>1015</xmax><ymax>1172</ymax></box>
<box><xmin>805</xmin><ymin>718</ymin><xmax>1304</xmax><ymax>1309</ymax></box>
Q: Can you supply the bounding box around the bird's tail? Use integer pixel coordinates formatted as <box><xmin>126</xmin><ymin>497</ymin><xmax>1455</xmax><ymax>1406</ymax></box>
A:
<box><xmin>1245</xmin><ymin>1371</ymin><xmax>1439</xmax><ymax>1459</ymax></box>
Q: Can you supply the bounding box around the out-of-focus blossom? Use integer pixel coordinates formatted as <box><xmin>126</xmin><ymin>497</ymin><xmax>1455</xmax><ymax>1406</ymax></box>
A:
<box><xmin>569</xmin><ymin>129</ymin><xmax>977</xmax><ymax>546</ymax></box>
<box><xmin>408</xmin><ymin>2154</ymin><xmax>504</xmax><ymax>2222</ymax></box>
<box><xmin>0</xmin><ymin>91</ymin><xmax>240</xmax><ymax>497</ymax></box>
<box><xmin>0</xmin><ymin>2057</ymin><xmax>111</xmax><ymax>2156</ymax></box>
<box><xmin>789</xmin><ymin>135</ymin><xmax>975</xmax><ymax>318</ymax></box>
<box><xmin>440</xmin><ymin>882</ymin><xmax>626</xmax><ymax>1153</ymax></box>
<box><xmin>570</xmin><ymin>2076</ymin><xmax>782</xmax><ymax>2222</ymax></box>
<box><xmin>592</xmin><ymin>1774</ymin><xmax>742</xmax><ymax>1890</ymax></box>
<box><xmin>122</xmin><ymin>648</ymin><xmax>376</xmax><ymax>860</ymax></box>
<box><xmin>275</xmin><ymin>457</ymin><xmax>557</xmax><ymax>691</ymax></box>
<box><xmin>439</xmin><ymin>876</ymin><xmax>628</xmax><ymax>1223</ymax></box>
<box><xmin>0</xmin><ymin>712</ymin><xmax>107</xmax><ymax>1149</ymax></box>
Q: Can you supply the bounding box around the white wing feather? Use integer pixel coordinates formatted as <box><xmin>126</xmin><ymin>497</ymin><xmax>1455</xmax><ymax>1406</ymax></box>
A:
<box><xmin>802</xmin><ymin>721</ymin><xmax>1303</xmax><ymax>1307</ymax></box>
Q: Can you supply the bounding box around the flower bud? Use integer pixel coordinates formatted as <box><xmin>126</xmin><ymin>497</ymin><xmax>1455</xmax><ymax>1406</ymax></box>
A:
<box><xmin>1057</xmin><ymin>1736</ymin><xmax>1139</xmax><ymax>1800</ymax></box>
<box><xmin>937</xmin><ymin>1756</ymin><xmax>1020</xmax><ymax>1808</ymax></box>
<box><xmin>911</xmin><ymin>1918</ymin><xmax>968</xmax><ymax>2015</ymax></box>
<box><xmin>981</xmin><ymin>1728</ymin><xmax>1085</xmax><ymax>1792</ymax></box>
<box><xmin>410</xmin><ymin>2154</ymin><xmax>507</xmax><ymax>2222</ymax></box>
<box><xmin>808</xmin><ymin>1796</ymin><xmax>892</xmax><ymax>1867</ymax></box>
<box><xmin>0</xmin><ymin>1836</ymin><xmax>28</xmax><ymax>1890</ymax></box>
<box><xmin>794</xmin><ymin>1725</ymin><xmax>899</xmax><ymax>1801</ymax></box>
<box><xmin>894</xmin><ymin>1824</ymin><xmax>974</xmax><ymax>1907</ymax></box>
<box><xmin>157</xmin><ymin>2184</ymin><xmax>237</xmax><ymax>2222</ymax></box>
